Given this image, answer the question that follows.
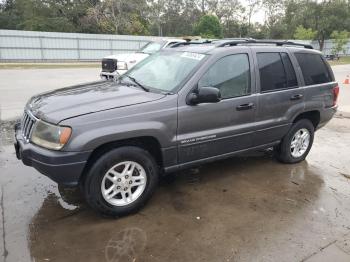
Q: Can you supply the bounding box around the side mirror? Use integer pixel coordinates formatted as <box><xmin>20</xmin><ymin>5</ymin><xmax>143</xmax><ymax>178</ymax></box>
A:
<box><xmin>188</xmin><ymin>86</ymin><xmax>221</xmax><ymax>105</ymax></box>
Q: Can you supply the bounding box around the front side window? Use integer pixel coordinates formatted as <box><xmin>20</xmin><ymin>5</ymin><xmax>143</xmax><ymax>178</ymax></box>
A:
<box><xmin>257</xmin><ymin>52</ymin><xmax>298</xmax><ymax>92</ymax></box>
<box><xmin>122</xmin><ymin>51</ymin><xmax>206</xmax><ymax>92</ymax></box>
<box><xmin>198</xmin><ymin>54</ymin><xmax>251</xmax><ymax>99</ymax></box>
<box><xmin>294</xmin><ymin>53</ymin><xmax>333</xmax><ymax>85</ymax></box>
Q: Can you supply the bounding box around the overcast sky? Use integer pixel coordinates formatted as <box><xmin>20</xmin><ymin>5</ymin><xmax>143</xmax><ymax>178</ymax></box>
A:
<box><xmin>250</xmin><ymin>10</ymin><xmax>265</xmax><ymax>23</ymax></box>
<box><xmin>240</xmin><ymin>0</ymin><xmax>266</xmax><ymax>23</ymax></box>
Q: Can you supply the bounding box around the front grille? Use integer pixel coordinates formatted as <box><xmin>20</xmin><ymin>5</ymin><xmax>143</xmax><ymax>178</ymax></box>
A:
<box><xmin>102</xmin><ymin>59</ymin><xmax>117</xmax><ymax>72</ymax></box>
<box><xmin>21</xmin><ymin>110</ymin><xmax>37</xmax><ymax>141</ymax></box>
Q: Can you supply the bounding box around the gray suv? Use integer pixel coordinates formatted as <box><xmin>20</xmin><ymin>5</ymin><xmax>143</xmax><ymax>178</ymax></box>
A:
<box><xmin>14</xmin><ymin>39</ymin><xmax>339</xmax><ymax>217</ymax></box>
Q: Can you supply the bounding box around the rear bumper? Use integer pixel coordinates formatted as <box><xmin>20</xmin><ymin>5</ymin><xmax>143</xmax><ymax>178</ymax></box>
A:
<box><xmin>317</xmin><ymin>105</ymin><xmax>337</xmax><ymax>130</ymax></box>
<box><xmin>14</xmin><ymin>124</ymin><xmax>91</xmax><ymax>187</ymax></box>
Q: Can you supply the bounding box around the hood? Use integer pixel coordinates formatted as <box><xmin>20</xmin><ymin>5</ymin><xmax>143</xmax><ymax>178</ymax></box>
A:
<box><xmin>27</xmin><ymin>81</ymin><xmax>165</xmax><ymax>124</ymax></box>
<box><xmin>104</xmin><ymin>52</ymin><xmax>149</xmax><ymax>68</ymax></box>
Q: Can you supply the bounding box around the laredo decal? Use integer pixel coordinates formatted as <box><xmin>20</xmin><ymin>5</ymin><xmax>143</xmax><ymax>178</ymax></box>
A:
<box><xmin>180</xmin><ymin>134</ymin><xmax>217</xmax><ymax>144</ymax></box>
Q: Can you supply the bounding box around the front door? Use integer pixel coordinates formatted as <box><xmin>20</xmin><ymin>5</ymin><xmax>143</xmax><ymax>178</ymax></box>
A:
<box><xmin>177</xmin><ymin>53</ymin><xmax>257</xmax><ymax>164</ymax></box>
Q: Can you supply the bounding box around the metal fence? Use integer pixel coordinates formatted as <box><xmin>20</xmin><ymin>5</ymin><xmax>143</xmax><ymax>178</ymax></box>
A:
<box><xmin>0</xmin><ymin>29</ymin><xmax>164</xmax><ymax>62</ymax></box>
<box><xmin>0</xmin><ymin>29</ymin><xmax>349</xmax><ymax>62</ymax></box>
<box><xmin>311</xmin><ymin>39</ymin><xmax>350</xmax><ymax>56</ymax></box>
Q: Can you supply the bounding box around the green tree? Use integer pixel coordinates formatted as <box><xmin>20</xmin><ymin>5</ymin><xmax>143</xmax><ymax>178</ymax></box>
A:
<box><xmin>245</xmin><ymin>0</ymin><xmax>260</xmax><ymax>35</ymax></box>
<box><xmin>262</xmin><ymin>0</ymin><xmax>286</xmax><ymax>39</ymax></box>
<box><xmin>86</xmin><ymin>0</ymin><xmax>150</xmax><ymax>35</ymax></box>
<box><xmin>1</xmin><ymin>0</ymin><xmax>349</xmax><ymax>42</ymax></box>
<box><xmin>193</xmin><ymin>14</ymin><xmax>222</xmax><ymax>38</ymax></box>
<box><xmin>0</xmin><ymin>0</ymin><xmax>102</xmax><ymax>33</ymax></box>
<box><xmin>331</xmin><ymin>30</ymin><xmax>349</xmax><ymax>55</ymax></box>
<box><xmin>293</xmin><ymin>25</ymin><xmax>317</xmax><ymax>40</ymax></box>
<box><xmin>216</xmin><ymin>0</ymin><xmax>244</xmax><ymax>38</ymax></box>
<box><xmin>284</xmin><ymin>0</ymin><xmax>350</xmax><ymax>50</ymax></box>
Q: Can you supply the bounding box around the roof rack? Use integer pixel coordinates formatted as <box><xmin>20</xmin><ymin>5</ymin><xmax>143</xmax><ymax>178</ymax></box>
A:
<box><xmin>216</xmin><ymin>39</ymin><xmax>313</xmax><ymax>49</ymax></box>
<box><xmin>170</xmin><ymin>40</ymin><xmax>213</xmax><ymax>48</ymax></box>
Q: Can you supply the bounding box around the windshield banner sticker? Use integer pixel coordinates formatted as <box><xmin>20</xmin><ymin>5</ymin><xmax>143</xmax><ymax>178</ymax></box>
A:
<box><xmin>181</xmin><ymin>52</ymin><xmax>205</xmax><ymax>61</ymax></box>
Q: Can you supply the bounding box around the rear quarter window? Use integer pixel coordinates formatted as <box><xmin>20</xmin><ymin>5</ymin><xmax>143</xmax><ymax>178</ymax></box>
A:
<box><xmin>295</xmin><ymin>53</ymin><xmax>334</xmax><ymax>85</ymax></box>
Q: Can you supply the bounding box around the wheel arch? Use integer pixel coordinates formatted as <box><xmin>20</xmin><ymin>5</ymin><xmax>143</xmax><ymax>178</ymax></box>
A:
<box><xmin>293</xmin><ymin>110</ymin><xmax>320</xmax><ymax>129</ymax></box>
<box><xmin>79</xmin><ymin>136</ymin><xmax>163</xmax><ymax>185</ymax></box>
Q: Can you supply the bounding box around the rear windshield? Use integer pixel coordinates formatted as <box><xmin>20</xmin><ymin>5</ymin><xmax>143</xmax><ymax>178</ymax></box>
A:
<box><xmin>294</xmin><ymin>53</ymin><xmax>334</xmax><ymax>86</ymax></box>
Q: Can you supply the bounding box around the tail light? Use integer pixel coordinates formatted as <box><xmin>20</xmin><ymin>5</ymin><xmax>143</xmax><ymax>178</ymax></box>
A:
<box><xmin>333</xmin><ymin>85</ymin><xmax>339</xmax><ymax>106</ymax></box>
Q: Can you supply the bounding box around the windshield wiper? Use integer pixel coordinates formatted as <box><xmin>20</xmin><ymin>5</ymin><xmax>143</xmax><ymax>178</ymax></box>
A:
<box><xmin>124</xmin><ymin>75</ymin><xmax>150</xmax><ymax>92</ymax></box>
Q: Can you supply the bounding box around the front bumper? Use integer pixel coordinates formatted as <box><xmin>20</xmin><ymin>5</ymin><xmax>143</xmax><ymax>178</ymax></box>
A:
<box><xmin>14</xmin><ymin>123</ymin><xmax>91</xmax><ymax>187</ymax></box>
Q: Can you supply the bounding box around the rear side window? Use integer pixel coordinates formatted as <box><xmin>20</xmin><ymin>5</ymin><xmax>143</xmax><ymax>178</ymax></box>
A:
<box><xmin>198</xmin><ymin>54</ymin><xmax>250</xmax><ymax>99</ymax></box>
<box><xmin>257</xmin><ymin>52</ymin><xmax>298</xmax><ymax>92</ymax></box>
<box><xmin>295</xmin><ymin>53</ymin><xmax>333</xmax><ymax>85</ymax></box>
<box><xmin>281</xmin><ymin>53</ymin><xmax>298</xmax><ymax>87</ymax></box>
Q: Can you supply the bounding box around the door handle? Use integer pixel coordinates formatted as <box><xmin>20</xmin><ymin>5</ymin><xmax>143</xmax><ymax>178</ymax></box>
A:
<box><xmin>236</xmin><ymin>103</ymin><xmax>254</xmax><ymax>111</ymax></box>
<box><xmin>290</xmin><ymin>94</ymin><xmax>303</xmax><ymax>101</ymax></box>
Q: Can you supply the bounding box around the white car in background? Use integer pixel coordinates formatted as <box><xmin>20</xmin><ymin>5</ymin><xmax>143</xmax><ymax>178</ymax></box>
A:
<box><xmin>100</xmin><ymin>39</ymin><xmax>186</xmax><ymax>80</ymax></box>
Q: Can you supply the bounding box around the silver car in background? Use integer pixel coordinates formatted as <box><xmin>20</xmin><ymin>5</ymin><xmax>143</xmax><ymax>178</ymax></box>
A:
<box><xmin>100</xmin><ymin>39</ymin><xmax>186</xmax><ymax>80</ymax></box>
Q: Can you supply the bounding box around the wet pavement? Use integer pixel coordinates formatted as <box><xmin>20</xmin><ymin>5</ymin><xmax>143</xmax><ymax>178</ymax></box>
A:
<box><xmin>1</xmin><ymin>117</ymin><xmax>350</xmax><ymax>262</ymax></box>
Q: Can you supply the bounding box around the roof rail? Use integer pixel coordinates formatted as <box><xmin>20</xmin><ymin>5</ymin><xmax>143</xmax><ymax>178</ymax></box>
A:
<box><xmin>216</xmin><ymin>39</ymin><xmax>313</xmax><ymax>49</ymax></box>
<box><xmin>214</xmin><ymin>38</ymin><xmax>253</xmax><ymax>42</ymax></box>
<box><xmin>170</xmin><ymin>40</ymin><xmax>212</xmax><ymax>48</ymax></box>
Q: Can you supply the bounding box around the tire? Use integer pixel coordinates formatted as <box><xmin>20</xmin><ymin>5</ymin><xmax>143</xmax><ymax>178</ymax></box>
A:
<box><xmin>274</xmin><ymin>119</ymin><xmax>314</xmax><ymax>164</ymax></box>
<box><xmin>83</xmin><ymin>146</ymin><xmax>159</xmax><ymax>217</ymax></box>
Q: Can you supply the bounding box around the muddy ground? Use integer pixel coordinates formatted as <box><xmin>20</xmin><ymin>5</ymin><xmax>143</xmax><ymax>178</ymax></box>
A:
<box><xmin>1</xmin><ymin>117</ymin><xmax>350</xmax><ymax>262</ymax></box>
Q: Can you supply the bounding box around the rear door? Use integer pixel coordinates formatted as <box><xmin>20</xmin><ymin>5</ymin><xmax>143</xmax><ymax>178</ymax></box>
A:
<box><xmin>293</xmin><ymin>52</ymin><xmax>336</xmax><ymax>111</ymax></box>
<box><xmin>253</xmin><ymin>48</ymin><xmax>304</xmax><ymax>146</ymax></box>
<box><xmin>177</xmin><ymin>51</ymin><xmax>257</xmax><ymax>164</ymax></box>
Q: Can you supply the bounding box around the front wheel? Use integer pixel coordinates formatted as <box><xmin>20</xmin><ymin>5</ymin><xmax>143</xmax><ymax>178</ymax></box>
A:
<box><xmin>83</xmin><ymin>146</ymin><xmax>159</xmax><ymax>217</ymax></box>
<box><xmin>275</xmin><ymin>119</ymin><xmax>314</xmax><ymax>164</ymax></box>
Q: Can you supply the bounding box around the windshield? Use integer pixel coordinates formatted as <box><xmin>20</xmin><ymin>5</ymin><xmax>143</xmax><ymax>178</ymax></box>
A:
<box><xmin>121</xmin><ymin>51</ymin><xmax>206</xmax><ymax>92</ymax></box>
<box><xmin>140</xmin><ymin>42</ymin><xmax>164</xmax><ymax>54</ymax></box>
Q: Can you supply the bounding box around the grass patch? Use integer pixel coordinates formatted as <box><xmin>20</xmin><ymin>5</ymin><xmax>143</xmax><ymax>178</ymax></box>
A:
<box><xmin>328</xmin><ymin>56</ymin><xmax>350</xmax><ymax>66</ymax></box>
<box><xmin>0</xmin><ymin>62</ymin><xmax>100</xmax><ymax>69</ymax></box>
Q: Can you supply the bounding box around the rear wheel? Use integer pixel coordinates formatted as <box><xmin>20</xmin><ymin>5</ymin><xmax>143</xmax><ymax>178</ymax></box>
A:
<box><xmin>275</xmin><ymin>119</ymin><xmax>314</xmax><ymax>164</ymax></box>
<box><xmin>83</xmin><ymin>146</ymin><xmax>159</xmax><ymax>217</ymax></box>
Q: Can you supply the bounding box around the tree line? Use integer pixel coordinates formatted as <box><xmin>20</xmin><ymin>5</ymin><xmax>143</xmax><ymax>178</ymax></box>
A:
<box><xmin>1</xmin><ymin>0</ymin><xmax>349</xmax><ymax>51</ymax></box>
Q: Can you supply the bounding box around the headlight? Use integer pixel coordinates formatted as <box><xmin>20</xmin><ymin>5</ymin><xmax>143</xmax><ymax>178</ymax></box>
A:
<box><xmin>31</xmin><ymin>120</ymin><xmax>72</xmax><ymax>150</ymax></box>
<box><xmin>117</xmin><ymin>61</ymin><xmax>128</xmax><ymax>70</ymax></box>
